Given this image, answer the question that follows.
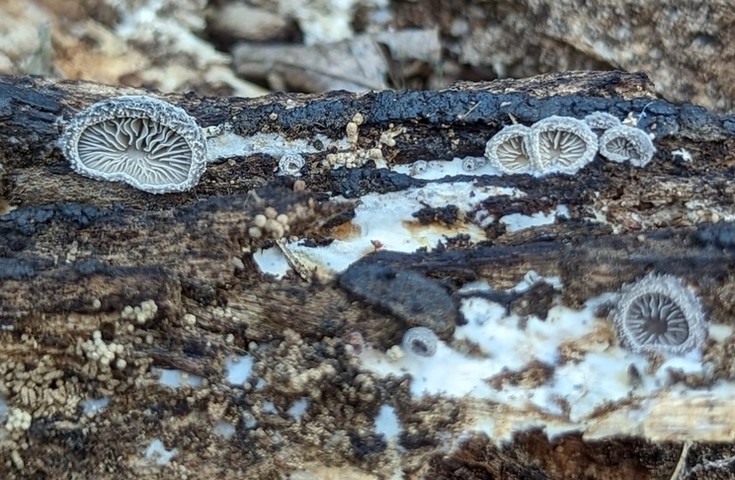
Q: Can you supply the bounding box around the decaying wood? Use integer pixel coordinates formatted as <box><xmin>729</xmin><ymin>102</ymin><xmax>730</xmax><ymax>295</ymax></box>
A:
<box><xmin>2</xmin><ymin>71</ymin><xmax>735</xmax><ymax>479</ymax></box>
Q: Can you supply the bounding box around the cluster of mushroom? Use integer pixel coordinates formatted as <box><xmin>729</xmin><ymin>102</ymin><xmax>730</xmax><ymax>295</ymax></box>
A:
<box><xmin>483</xmin><ymin>112</ymin><xmax>656</xmax><ymax>176</ymax></box>
<box><xmin>59</xmin><ymin>94</ymin><xmax>659</xmax><ymax>193</ymax></box>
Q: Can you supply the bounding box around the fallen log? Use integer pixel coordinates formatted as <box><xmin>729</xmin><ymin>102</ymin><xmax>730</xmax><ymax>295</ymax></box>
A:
<box><xmin>1</xmin><ymin>71</ymin><xmax>735</xmax><ymax>479</ymax></box>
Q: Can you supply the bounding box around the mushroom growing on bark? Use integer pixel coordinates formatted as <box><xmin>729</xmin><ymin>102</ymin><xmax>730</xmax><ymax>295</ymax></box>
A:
<box><xmin>484</xmin><ymin>124</ymin><xmax>533</xmax><ymax>175</ymax></box>
<box><xmin>611</xmin><ymin>273</ymin><xmax>708</xmax><ymax>355</ymax></box>
<box><xmin>599</xmin><ymin>125</ymin><xmax>656</xmax><ymax>167</ymax></box>
<box><xmin>527</xmin><ymin>116</ymin><xmax>598</xmax><ymax>175</ymax></box>
<box><xmin>59</xmin><ymin>95</ymin><xmax>208</xmax><ymax>194</ymax></box>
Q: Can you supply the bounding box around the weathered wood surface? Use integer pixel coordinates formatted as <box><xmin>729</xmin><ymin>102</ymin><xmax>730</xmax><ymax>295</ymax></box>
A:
<box><xmin>1</xmin><ymin>71</ymin><xmax>735</xmax><ymax>479</ymax></box>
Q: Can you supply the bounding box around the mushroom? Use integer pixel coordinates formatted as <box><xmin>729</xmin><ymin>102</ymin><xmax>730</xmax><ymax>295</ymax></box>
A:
<box><xmin>611</xmin><ymin>273</ymin><xmax>707</xmax><ymax>355</ymax></box>
<box><xmin>401</xmin><ymin>326</ymin><xmax>439</xmax><ymax>357</ymax></box>
<box><xmin>59</xmin><ymin>95</ymin><xmax>208</xmax><ymax>194</ymax></box>
<box><xmin>484</xmin><ymin>124</ymin><xmax>533</xmax><ymax>175</ymax></box>
<box><xmin>277</xmin><ymin>153</ymin><xmax>306</xmax><ymax>177</ymax></box>
<box><xmin>527</xmin><ymin>116</ymin><xmax>598</xmax><ymax>175</ymax></box>
<box><xmin>462</xmin><ymin>156</ymin><xmax>487</xmax><ymax>172</ymax></box>
<box><xmin>599</xmin><ymin>125</ymin><xmax>655</xmax><ymax>167</ymax></box>
<box><xmin>583</xmin><ymin>111</ymin><xmax>621</xmax><ymax>133</ymax></box>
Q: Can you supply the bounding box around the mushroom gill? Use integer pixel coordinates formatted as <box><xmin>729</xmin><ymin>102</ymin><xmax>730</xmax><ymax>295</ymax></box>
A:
<box><xmin>484</xmin><ymin>124</ymin><xmax>533</xmax><ymax>175</ymax></box>
<box><xmin>599</xmin><ymin>125</ymin><xmax>656</xmax><ymax>167</ymax></box>
<box><xmin>611</xmin><ymin>273</ymin><xmax>707</xmax><ymax>355</ymax></box>
<box><xmin>60</xmin><ymin>95</ymin><xmax>207</xmax><ymax>194</ymax></box>
<box><xmin>527</xmin><ymin>116</ymin><xmax>597</xmax><ymax>175</ymax></box>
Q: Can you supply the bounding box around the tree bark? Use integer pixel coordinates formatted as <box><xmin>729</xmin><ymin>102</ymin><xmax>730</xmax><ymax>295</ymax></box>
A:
<box><xmin>1</xmin><ymin>71</ymin><xmax>735</xmax><ymax>479</ymax></box>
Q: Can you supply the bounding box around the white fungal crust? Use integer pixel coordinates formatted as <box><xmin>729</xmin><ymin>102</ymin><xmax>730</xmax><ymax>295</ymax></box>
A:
<box><xmin>527</xmin><ymin>116</ymin><xmax>598</xmax><ymax>175</ymax></box>
<box><xmin>599</xmin><ymin>125</ymin><xmax>656</xmax><ymax>167</ymax></box>
<box><xmin>277</xmin><ymin>153</ymin><xmax>306</xmax><ymax>176</ymax></box>
<box><xmin>59</xmin><ymin>95</ymin><xmax>208</xmax><ymax>194</ymax></box>
<box><xmin>583</xmin><ymin>111</ymin><xmax>621</xmax><ymax>132</ymax></box>
<box><xmin>612</xmin><ymin>273</ymin><xmax>708</xmax><ymax>355</ymax></box>
<box><xmin>484</xmin><ymin>124</ymin><xmax>533</xmax><ymax>174</ymax></box>
<box><xmin>401</xmin><ymin>326</ymin><xmax>438</xmax><ymax>357</ymax></box>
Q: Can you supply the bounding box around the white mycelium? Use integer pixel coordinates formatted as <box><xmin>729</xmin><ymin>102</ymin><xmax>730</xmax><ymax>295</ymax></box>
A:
<box><xmin>60</xmin><ymin>95</ymin><xmax>207</xmax><ymax>194</ymax></box>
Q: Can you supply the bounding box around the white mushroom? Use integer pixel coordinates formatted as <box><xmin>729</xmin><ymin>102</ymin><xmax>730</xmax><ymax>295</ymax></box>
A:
<box><xmin>59</xmin><ymin>95</ymin><xmax>208</xmax><ymax>194</ymax></box>
<box><xmin>277</xmin><ymin>153</ymin><xmax>306</xmax><ymax>176</ymax></box>
<box><xmin>527</xmin><ymin>116</ymin><xmax>598</xmax><ymax>175</ymax></box>
<box><xmin>611</xmin><ymin>273</ymin><xmax>707</xmax><ymax>355</ymax></box>
<box><xmin>599</xmin><ymin>125</ymin><xmax>656</xmax><ymax>167</ymax></box>
<box><xmin>583</xmin><ymin>111</ymin><xmax>621</xmax><ymax>132</ymax></box>
<box><xmin>484</xmin><ymin>124</ymin><xmax>533</xmax><ymax>175</ymax></box>
<box><xmin>461</xmin><ymin>156</ymin><xmax>487</xmax><ymax>172</ymax></box>
<box><xmin>401</xmin><ymin>326</ymin><xmax>438</xmax><ymax>357</ymax></box>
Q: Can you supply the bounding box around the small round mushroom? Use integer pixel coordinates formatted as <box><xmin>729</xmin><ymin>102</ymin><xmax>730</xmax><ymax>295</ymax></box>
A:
<box><xmin>278</xmin><ymin>153</ymin><xmax>306</xmax><ymax>176</ymax></box>
<box><xmin>583</xmin><ymin>111</ymin><xmax>621</xmax><ymax>133</ymax></box>
<box><xmin>611</xmin><ymin>273</ymin><xmax>707</xmax><ymax>355</ymax></box>
<box><xmin>484</xmin><ymin>124</ymin><xmax>533</xmax><ymax>175</ymax></box>
<box><xmin>527</xmin><ymin>116</ymin><xmax>598</xmax><ymax>175</ymax></box>
<box><xmin>461</xmin><ymin>156</ymin><xmax>487</xmax><ymax>172</ymax></box>
<box><xmin>599</xmin><ymin>125</ymin><xmax>655</xmax><ymax>167</ymax></box>
<box><xmin>59</xmin><ymin>95</ymin><xmax>208</xmax><ymax>194</ymax></box>
<box><xmin>401</xmin><ymin>326</ymin><xmax>439</xmax><ymax>357</ymax></box>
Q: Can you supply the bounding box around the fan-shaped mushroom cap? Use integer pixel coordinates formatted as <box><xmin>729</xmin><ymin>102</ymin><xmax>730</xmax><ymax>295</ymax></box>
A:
<box><xmin>60</xmin><ymin>95</ymin><xmax>207</xmax><ymax>194</ymax></box>
<box><xmin>599</xmin><ymin>125</ymin><xmax>655</xmax><ymax>167</ymax></box>
<box><xmin>612</xmin><ymin>273</ymin><xmax>707</xmax><ymax>355</ymax></box>
<box><xmin>484</xmin><ymin>124</ymin><xmax>533</xmax><ymax>175</ymax></box>
<box><xmin>528</xmin><ymin>116</ymin><xmax>598</xmax><ymax>175</ymax></box>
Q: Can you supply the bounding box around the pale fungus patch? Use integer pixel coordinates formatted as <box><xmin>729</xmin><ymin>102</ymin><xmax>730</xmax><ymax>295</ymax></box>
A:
<box><xmin>144</xmin><ymin>438</ymin><xmax>177</xmax><ymax>465</ymax></box>
<box><xmin>611</xmin><ymin>273</ymin><xmax>708</xmax><ymax>355</ymax></box>
<box><xmin>224</xmin><ymin>355</ymin><xmax>254</xmax><ymax>386</ymax></box>
<box><xmin>374</xmin><ymin>404</ymin><xmax>402</xmax><ymax>439</ymax></box>
<box><xmin>599</xmin><ymin>125</ymin><xmax>656</xmax><ymax>167</ymax></box>
<box><xmin>154</xmin><ymin>369</ymin><xmax>204</xmax><ymax>388</ymax></box>
<box><xmin>484</xmin><ymin>124</ymin><xmax>533</xmax><ymax>174</ymax></box>
<box><xmin>59</xmin><ymin>95</ymin><xmax>208</xmax><ymax>194</ymax></box>
<box><xmin>527</xmin><ymin>116</ymin><xmax>597</xmax><ymax>175</ymax></box>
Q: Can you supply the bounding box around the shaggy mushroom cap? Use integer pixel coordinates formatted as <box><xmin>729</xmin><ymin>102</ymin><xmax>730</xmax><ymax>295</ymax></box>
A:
<box><xmin>277</xmin><ymin>153</ymin><xmax>306</xmax><ymax>176</ymax></box>
<box><xmin>401</xmin><ymin>326</ymin><xmax>439</xmax><ymax>357</ymax></box>
<box><xmin>611</xmin><ymin>273</ymin><xmax>707</xmax><ymax>355</ymax></box>
<box><xmin>484</xmin><ymin>124</ymin><xmax>533</xmax><ymax>175</ymax></box>
<box><xmin>462</xmin><ymin>156</ymin><xmax>487</xmax><ymax>172</ymax></box>
<box><xmin>527</xmin><ymin>116</ymin><xmax>597</xmax><ymax>175</ymax></box>
<box><xmin>599</xmin><ymin>125</ymin><xmax>655</xmax><ymax>167</ymax></box>
<box><xmin>583</xmin><ymin>111</ymin><xmax>621</xmax><ymax>133</ymax></box>
<box><xmin>59</xmin><ymin>95</ymin><xmax>208</xmax><ymax>194</ymax></box>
